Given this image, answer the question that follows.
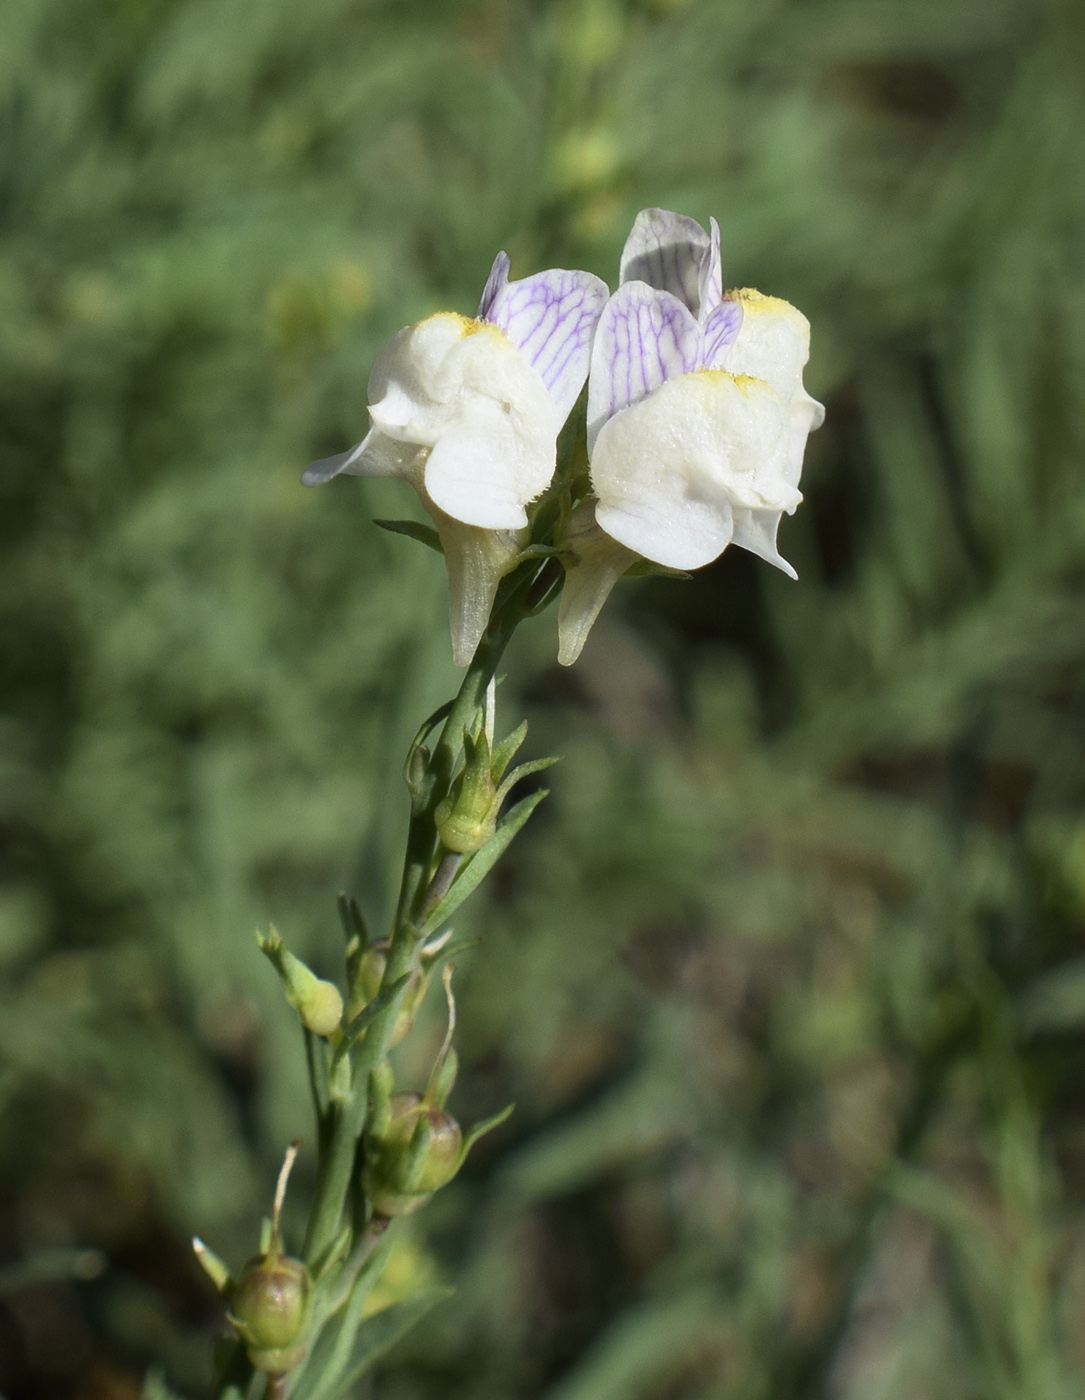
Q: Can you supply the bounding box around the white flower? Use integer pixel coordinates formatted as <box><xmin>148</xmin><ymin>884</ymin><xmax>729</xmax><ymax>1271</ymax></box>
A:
<box><xmin>557</xmin><ymin>208</ymin><xmax>824</xmax><ymax>664</ymax></box>
<box><xmin>304</xmin><ymin>254</ymin><xmax>608</xmax><ymax>664</ymax></box>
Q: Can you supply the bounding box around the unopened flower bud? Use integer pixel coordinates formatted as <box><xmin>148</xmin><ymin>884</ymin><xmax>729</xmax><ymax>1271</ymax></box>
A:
<box><xmin>435</xmin><ymin>730</ymin><xmax>500</xmax><ymax>854</ymax></box>
<box><xmin>258</xmin><ymin>927</ymin><xmax>343</xmax><ymax>1038</ymax></box>
<box><xmin>363</xmin><ymin>1091</ymin><xmax>464</xmax><ymax>1217</ymax></box>
<box><xmin>227</xmin><ymin>1143</ymin><xmax>311</xmax><ymax>1374</ymax></box>
<box><xmin>347</xmin><ymin>939</ymin><xmax>429</xmax><ymax>1046</ymax></box>
<box><xmin>230</xmin><ymin>1249</ymin><xmax>312</xmax><ymax>1373</ymax></box>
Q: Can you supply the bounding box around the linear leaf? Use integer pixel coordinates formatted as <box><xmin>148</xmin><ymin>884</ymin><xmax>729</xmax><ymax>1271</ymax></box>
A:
<box><xmin>334</xmin><ymin>1286</ymin><xmax>455</xmax><ymax>1397</ymax></box>
<box><xmin>419</xmin><ymin>789</ymin><xmax>548</xmax><ymax>936</ymax></box>
<box><xmin>374</xmin><ymin>518</ymin><xmax>443</xmax><ymax>553</ymax></box>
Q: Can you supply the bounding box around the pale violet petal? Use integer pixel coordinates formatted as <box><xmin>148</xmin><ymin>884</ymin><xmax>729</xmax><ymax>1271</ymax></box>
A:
<box><xmin>701</xmin><ymin>299</ymin><xmax>743</xmax><ymax>370</ymax></box>
<box><xmin>619</xmin><ymin>208</ymin><xmax>710</xmax><ymax>316</ymax></box>
<box><xmin>477</xmin><ymin>251</ymin><xmax>510</xmax><ymax>320</ymax></box>
<box><xmin>698</xmin><ymin>217</ymin><xmax>724</xmax><ymax>320</ymax></box>
<box><xmin>586</xmin><ymin>282</ymin><xmax>701</xmax><ymax>455</ymax></box>
<box><xmin>485</xmin><ymin>268</ymin><xmax>610</xmax><ymax>424</ymax></box>
<box><xmin>730</xmin><ymin>506</ymin><xmax>798</xmax><ymax>579</ymax></box>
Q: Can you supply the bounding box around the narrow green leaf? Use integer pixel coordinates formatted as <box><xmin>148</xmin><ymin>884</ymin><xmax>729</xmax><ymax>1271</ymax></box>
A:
<box><xmin>425</xmin><ymin>935</ymin><xmax>484</xmax><ymax>966</ymax></box>
<box><xmin>304</xmin><ymin>1027</ymin><xmax>331</xmax><ymax>1120</ymax></box>
<box><xmin>419</xmin><ymin>789</ymin><xmax>549</xmax><ymax>936</ymax></box>
<box><xmin>460</xmin><ymin>1102</ymin><xmax>515</xmax><ymax>1157</ymax></box>
<box><xmin>336</xmin><ymin>894</ymin><xmax>370</xmax><ymax>946</ymax></box>
<box><xmin>489</xmin><ymin>721</ymin><xmax>528</xmax><ymax>783</ymax></box>
<box><xmin>515</xmin><ymin>543</ymin><xmax>569</xmax><ymax>561</ymax></box>
<box><xmin>404</xmin><ymin>699</ymin><xmax>454</xmax><ymax>791</ymax></box>
<box><xmin>334</xmin><ymin>1286</ymin><xmax>455</xmax><ymax>1396</ymax></box>
<box><xmin>373</xmin><ymin>518</ymin><xmax>443</xmax><ymax>553</ymax></box>
<box><xmin>495</xmin><ymin>754</ymin><xmax>561</xmax><ymax>805</ymax></box>
<box><xmin>340</xmin><ymin>973</ymin><xmax>411</xmax><ymax>1049</ymax></box>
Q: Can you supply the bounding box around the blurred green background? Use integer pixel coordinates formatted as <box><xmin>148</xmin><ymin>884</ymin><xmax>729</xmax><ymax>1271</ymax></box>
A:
<box><xmin>4</xmin><ymin>0</ymin><xmax>1085</xmax><ymax>1396</ymax></box>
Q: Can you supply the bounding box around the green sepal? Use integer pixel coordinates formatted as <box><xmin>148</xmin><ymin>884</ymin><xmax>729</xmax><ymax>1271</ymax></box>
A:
<box><xmin>334</xmin><ymin>1287</ymin><xmax>454</xmax><ymax>1398</ymax></box>
<box><xmin>420</xmin><ymin>789</ymin><xmax>549</xmax><ymax>937</ymax></box>
<box><xmin>399</xmin><ymin>1115</ymin><xmax>440</xmax><ymax>1195</ymax></box>
<box><xmin>336</xmin><ymin>894</ymin><xmax>369</xmax><ymax>945</ymax></box>
<box><xmin>489</xmin><ymin>721</ymin><xmax>527</xmax><ymax>783</ymax></box>
<box><xmin>457</xmin><ymin>1102</ymin><xmax>515</xmax><ymax>1165</ymax></box>
<box><xmin>373</xmin><ymin>518</ymin><xmax>444</xmax><ymax>553</ymax></box>
<box><xmin>495</xmin><ymin>755</ymin><xmax>560</xmax><ymax>806</ymax></box>
<box><xmin>425</xmin><ymin>935</ymin><xmax>483</xmax><ymax>966</ymax></box>
<box><xmin>404</xmin><ymin>700</ymin><xmax>453</xmax><ymax>802</ymax></box>
<box><xmin>514</xmin><ymin>543</ymin><xmax>569</xmax><ymax>563</ymax></box>
<box><xmin>192</xmin><ymin>1237</ymin><xmax>232</xmax><ymax>1294</ymax></box>
<box><xmin>328</xmin><ymin>1053</ymin><xmax>352</xmax><ymax>1105</ymax></box>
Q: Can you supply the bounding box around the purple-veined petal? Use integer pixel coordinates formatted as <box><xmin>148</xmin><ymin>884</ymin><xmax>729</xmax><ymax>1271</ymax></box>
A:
<box><xmin>701</xmin><ymin>298</ymin><xmax>743</xmax><ymax>369</ymax></box>
<box><xmin>698</xmin><ymin>217</ymin><xmax>723</xmax><ymax>320</ymax></box>
<box><xmin>586</xmin><ymin>282</ymin><xmax>701</xmax><ymax>454</ymax></box>
<box><xmin>477</xmin><ymin>251</ymin><xmax>510</xmax><ymax>320</ymax></box>
<box><xmin>619</xmin><ymin>208</ymin><xmax>710</xmax><ymax>316</ymax></box>
<box><xmin>484</xmin><ymin>267</ymin><xmax>609</xmax><ymax>424</ymax></box>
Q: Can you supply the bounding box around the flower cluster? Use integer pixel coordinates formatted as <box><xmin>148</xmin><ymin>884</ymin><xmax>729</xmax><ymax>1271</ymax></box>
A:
<box><xmin>304</xmin><ymin>209</ymin><xmax>823</xmax><ymax>665</ymax></box>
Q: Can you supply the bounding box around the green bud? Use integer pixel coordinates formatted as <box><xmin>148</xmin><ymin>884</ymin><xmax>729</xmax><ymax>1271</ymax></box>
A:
<box><xmin>258</xmin><ymin>927</ymin><xmax>343</xmax><ymax>1038</ymax></box>
<box><xmin>230</xmin><ymin>1249</ymin><xmax>312</xmax><ymax>1373</ymax></box>
<box><xmin>435</xmin><ymin>720</ymin><xmax>556</xmax><ymax>856</ymax></box>
<box><xmin>227</xmin><ymin>1142</ymin><xmax>311</xmax><ymax>1374</ymax></box>
<box><xmin>347</xmin><ymin>939</ymin><xmax>428</xmax><ymax>1046</ymax></box>
<box><xmin>435</xmin><ymin>730</ymin><xmax>499</xmax><ymax>854</ymax></box>
<box><xmin>363</xmin><ymin>1091</ymin><xmax>464</xmax><ymax>1217</ymax></box>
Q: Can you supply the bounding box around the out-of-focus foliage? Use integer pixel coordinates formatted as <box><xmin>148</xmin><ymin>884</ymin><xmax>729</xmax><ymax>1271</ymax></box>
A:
<box><xmin>3</xmin><ymin>0</ymin><xmax>1085</xmax><ymax>1397</ymax></box>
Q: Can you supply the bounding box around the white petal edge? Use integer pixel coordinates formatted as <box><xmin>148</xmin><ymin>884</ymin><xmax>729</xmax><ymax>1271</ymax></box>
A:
<box><xmin>730</xmin><ymin>507</ymin><xmax>798</xmax><ymax>579</ymax></box>
<box><xmin>590</xmin><ymin>370</ymin><xmax>792</xmax><ymax>569</ymax></box>
<box><xmin>718</xmin><ymin>290</ymin><xmax>813</xmax><ymax>403</ymax></box>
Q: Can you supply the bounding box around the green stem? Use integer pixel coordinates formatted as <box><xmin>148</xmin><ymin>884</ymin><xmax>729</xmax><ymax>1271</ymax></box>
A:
<box><xmin>303</xmin><ymin>591</ymin><xmax>522</xmax><ymax>1266</ymax></box>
